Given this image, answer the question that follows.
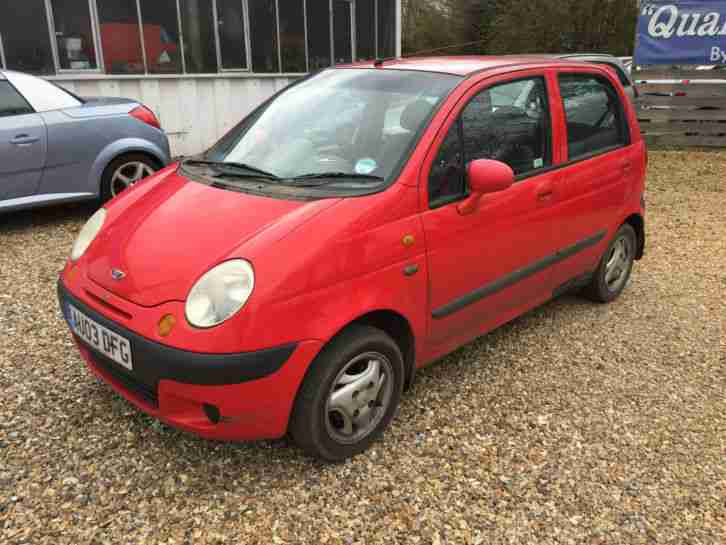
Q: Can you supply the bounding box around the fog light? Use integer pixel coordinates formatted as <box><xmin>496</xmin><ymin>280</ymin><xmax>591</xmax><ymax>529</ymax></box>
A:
<box><xmin>203</xmin><ymin>403</ymin><xmax>221</xmax><ymax>424</ymax></box>
<box><xmin>158</xmin><ymin>314</ymin><xmax>176</xmax><ymax>337</ymax></box>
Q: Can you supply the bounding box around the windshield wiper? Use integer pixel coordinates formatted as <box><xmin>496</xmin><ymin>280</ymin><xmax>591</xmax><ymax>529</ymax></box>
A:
<box><xmin>285</xmin><ymin>172</ymin><xmax>384</xmax><ymax>187</ymax></box>
<box><xmin>183</xmin><ymin>159</ymin><xmax>279</xmax><ymax>180</ymax></box>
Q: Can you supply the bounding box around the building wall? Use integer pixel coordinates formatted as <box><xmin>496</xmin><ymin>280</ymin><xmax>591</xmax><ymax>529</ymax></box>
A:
<box><xmin>54</xmin><ymin>74</ymin><xmax>296</xmax><ymax>157</ymax></box>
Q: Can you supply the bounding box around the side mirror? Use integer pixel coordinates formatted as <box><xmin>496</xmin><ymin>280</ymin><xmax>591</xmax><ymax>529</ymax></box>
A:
<box><xmin>457</xmin><ymin>159</ymin><xmax>515</xmax><ymax>215</ymax></box>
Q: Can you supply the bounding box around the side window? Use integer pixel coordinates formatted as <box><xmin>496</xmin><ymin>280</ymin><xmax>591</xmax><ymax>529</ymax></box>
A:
<box><xmin>0</xmin><ymin>82</ymin><xmax>34</xmax><ymax>118</ymax></box>
<box><xmin>461</xmin><ymin>77</ymin><xmax>551</xmax><ymax>176</ymax></box>
<box><xmin>428</xmin><ymin>118</ymin><xmax>465</xmax><ymax>207</ymax></box>
<box><xmin>594</xmin><ymin>62</ymin><xmax>631</xmax><ymax>88</ymax></box>
<box><xmin>559</xmin><ymin>74</ymin><xmax>628</xmax><ymax>160</ymax></box>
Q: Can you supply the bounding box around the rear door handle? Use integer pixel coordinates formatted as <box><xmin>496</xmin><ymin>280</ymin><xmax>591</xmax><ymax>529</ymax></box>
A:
<box><xmin>11</xmin><ymin>134</ymin><xmax>40</xmax><ymax>146</ymax></box>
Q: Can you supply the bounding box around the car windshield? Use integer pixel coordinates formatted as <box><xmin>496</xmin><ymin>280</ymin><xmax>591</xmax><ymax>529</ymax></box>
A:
<box><xmin>203</xmin><ymin>69</ymin><xmax>461</xmax><ymax>184</ymax></box>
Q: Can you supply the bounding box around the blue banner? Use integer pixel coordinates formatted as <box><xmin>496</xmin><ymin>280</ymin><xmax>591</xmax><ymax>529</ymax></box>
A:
<box><xmin>635</xmin><ymin>1</ymin><xmax>726</xmax><ymax>65</ymax></box>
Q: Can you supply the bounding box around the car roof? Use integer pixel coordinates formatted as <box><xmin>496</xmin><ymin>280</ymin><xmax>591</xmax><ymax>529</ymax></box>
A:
<box><xmin>349</xmin><ymin>55</ymin><xmax>606</xmax><ymax>77</ymax></box>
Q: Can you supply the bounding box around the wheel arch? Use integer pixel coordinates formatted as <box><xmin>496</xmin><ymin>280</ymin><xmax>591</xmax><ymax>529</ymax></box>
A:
<box><xmin>623</xmin><ymin>213</ymin><xmax>645</xmax><ymax>260</ymax></box>
<box><xmin>90</xmin><ymin>138</ymin><xmax>168</xmax><ymax>196</ymax></box>
<box><xmin>316</xmin><ymin>309</ymin><xmax>417</xmax><ymax>391</ymax></box>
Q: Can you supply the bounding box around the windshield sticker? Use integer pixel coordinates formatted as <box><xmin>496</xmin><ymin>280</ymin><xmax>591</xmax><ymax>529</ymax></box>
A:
<box><xmin>355</xmin><ymin>158</ymin><xmax>378</xmax><ymax>175</ymax></box>
<box><xmin>533</xmin><ymin>158</ymin><xmax>544</xmax><ymax>169</ymax></box>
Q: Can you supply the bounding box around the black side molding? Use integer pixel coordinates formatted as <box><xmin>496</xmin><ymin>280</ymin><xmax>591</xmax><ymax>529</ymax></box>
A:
<box><xmin>432</xmin><ymin>230</ymin><xmax>607</xmax><ymax>320</ymax></box>
<box><xmin>58</xmin><ymin>281</ymin><xmax>297</xmax><ymax>387</ymax></box>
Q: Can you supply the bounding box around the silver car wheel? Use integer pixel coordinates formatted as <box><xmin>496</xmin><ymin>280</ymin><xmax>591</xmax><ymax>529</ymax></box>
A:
<box><xmin>604</xmin><ymin>234</ymin><xmax>633</xmax><ymax>293</ymax></box>
<box><xmin>110</xmin><ymin>161</ymin><xmax>155</xmax><ymax>197</ymax></box>
<box><xmin>325</xmin><ymin>351</ymin><xmax>394</xmax><ymax>445</ymax></box>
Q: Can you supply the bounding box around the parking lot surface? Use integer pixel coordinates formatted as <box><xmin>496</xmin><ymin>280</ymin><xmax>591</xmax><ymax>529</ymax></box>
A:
<box><xmin>1</xmin><ymin>150</ymin><xmax>724</xmax><ymax>544</ymax></box>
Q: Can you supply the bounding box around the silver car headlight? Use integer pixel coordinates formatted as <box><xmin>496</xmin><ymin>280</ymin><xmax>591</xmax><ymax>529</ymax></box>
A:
<box><xmin>185</xmin><ymin>260</ymin><xmax>255</xmax><ymax>328</ymax></box>
<box><xmin>71</xmin><ymin>208</ymin><xmax>106</xmax><ymax>262</ymax></box>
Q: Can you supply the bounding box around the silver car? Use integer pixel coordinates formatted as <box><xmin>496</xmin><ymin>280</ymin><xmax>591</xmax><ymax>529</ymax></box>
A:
<box><xmin>0</xmin><ymin>70</ymin><xmax>170</xmax><ymax>213</ymax></box>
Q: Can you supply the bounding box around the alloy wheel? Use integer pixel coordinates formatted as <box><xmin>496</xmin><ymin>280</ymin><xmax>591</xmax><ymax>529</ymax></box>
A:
<box><xmin>110</xmin><ymin>161</ymin><xmax>155</xmax><ymax>197</ymax></box>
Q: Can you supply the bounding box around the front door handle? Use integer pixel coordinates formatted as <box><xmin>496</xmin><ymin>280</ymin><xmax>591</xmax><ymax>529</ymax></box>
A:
<box><xmin>536</xmin><ymin>182</ymin><xmax>554</xmax><ymax>201</ymax></box>
<box><xmin>11</xmin><ymin>134</ymin><xmax>40</xmax><ymax>146</ymax></box>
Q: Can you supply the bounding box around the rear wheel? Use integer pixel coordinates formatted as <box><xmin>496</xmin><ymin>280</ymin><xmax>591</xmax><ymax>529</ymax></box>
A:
<box><xmin>583</xmin><ymin>224</ymin><xmax>637</xmax><ymax>303</ymax></box>
<box><xmin>289</xmin><ymin>325</ymin><xmax>404</xmax><ymax>461</ymax></box>
<box><xmin>100</xmin><ymin>153</ymin><xmax>158</xmax><ymax>203</ymax></box>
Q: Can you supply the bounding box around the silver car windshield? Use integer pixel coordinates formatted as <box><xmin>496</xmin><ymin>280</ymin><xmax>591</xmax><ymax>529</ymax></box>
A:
<box><xmin>206</xmin><ymin>69</ymin><xmax>462</xmax><ymax>183</ymax></box>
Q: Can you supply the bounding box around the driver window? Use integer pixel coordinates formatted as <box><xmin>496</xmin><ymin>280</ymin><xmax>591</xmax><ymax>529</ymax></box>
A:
<box><xmin>461</xmin><ymin>77</ymin><xmax>551</xmax><ymax>176</ymax></box>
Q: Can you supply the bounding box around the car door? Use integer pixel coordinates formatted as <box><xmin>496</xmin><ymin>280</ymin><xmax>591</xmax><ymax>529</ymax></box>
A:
<box><xmin>421</xmin><ymin>72</ymin><xmax>565</xmax><ymax>349</ymax></box>
<box><xmin>0</xmin><ymin>80</ymin><xmax>47</xmax><ymax>201</ymax></box>
<box><xmin>547</xmin><ymin>69</ymin><xmax>636</xmax><ymax>290</ymax></box>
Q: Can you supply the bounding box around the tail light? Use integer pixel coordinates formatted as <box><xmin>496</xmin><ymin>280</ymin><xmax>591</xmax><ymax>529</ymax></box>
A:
<box><xmin>130</xmin><ymin>105</ymin><xmax>161</xmax><ymax>129</ymax></box>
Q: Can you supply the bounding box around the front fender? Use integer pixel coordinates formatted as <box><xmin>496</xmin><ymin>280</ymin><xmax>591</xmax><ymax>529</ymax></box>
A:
<box><xmin>88</xmin><ymin>138</ymin><xmax>170</xmax><ymax>196</ymax></box>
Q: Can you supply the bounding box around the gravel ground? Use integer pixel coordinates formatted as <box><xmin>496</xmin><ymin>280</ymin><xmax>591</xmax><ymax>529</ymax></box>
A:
<box><xmin>1</xmin><ymin>150</ymin><xmax>724</xmax><ymax>545</ymax></box>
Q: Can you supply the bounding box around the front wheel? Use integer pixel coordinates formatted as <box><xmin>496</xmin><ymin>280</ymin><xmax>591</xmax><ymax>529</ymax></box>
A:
<box><xmin>583</xmin><ymin>224</ymin><xmax>637</xmax><ymax>303</ymax></box>
<box><xmin>289</xmin><ymin>325</ymin><xmax>404</xmax><ymax>461</ymax></box>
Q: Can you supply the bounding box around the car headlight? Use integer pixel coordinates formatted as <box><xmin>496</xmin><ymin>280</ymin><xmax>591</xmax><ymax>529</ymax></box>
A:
<box><xmin>185</xmin><ymin>260</ymin><xmax>255</xmax><ymax>328</ymax></box>
<box><xmin>71</xmin><ymin>208</ymin><xmax>106</xmax><ymax>262</ymax></box>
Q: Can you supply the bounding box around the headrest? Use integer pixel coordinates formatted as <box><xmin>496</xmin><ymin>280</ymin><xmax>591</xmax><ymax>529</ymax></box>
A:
<box><xmin>400</xmin><ymin>99</ymin><xmax>432</xmax><ymax>132</ymax></box>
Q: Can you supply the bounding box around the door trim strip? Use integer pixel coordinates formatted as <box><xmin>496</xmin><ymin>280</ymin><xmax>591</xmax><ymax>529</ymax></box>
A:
<box><xmin>431</xmin><ymin>229</ymin><xmax>607</xmax><ymax>319</ymax></box>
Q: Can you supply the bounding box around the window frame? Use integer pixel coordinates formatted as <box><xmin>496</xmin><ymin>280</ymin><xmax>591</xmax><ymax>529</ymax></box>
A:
<box><xmin>0</xmin><ymin>31</ymin><xmax>6</xmax><ymax>70</ymax></box>
<box><xmin>557</xmin><ymin>71</ymin><xmax>631</xmax><ymax>164</ymax></box>
<box><xmin>331</xmin><ymin>0</ymin><xmax>355</xmax><ymax>65</ymax></box>
<box><xmin>214</xmin><ymin>0</ymin><xmax>253</xmax><ymax>72</ymax></box>
<box><xmin>591</xmin><ymin>61</ymin><xmax>632</xmax><ymax>88</ymax></box>
<box><xmin>247</xmin><ymin>0</ymin><xmax>280</xmax><ymax>73</ymax></box>
<box><xmin>427</xmin><ymin>73</ymin><xmax>556</xmax><ymax>210</ymax></box>
<box><xmin>46</xmin><ymin>0</ymin><xmax>105</xmax><ymax>74</ymax></box>
<box><xmin>428</xmin><ymin>116</ymin><xmax>467</xmax><ymax>210</ymax></box>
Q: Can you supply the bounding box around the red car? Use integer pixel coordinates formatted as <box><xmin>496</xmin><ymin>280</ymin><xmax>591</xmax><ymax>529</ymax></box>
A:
<box><xmin>58</xmin><ymin>56</ymin><xmax>646</xmax><ymax>461</ymax></box>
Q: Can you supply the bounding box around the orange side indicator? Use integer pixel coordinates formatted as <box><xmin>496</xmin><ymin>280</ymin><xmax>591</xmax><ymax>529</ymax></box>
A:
<box><xmin>158</xmin><ymin>314</ymin><xmax>176</xmax><ymax>337</ymax></box>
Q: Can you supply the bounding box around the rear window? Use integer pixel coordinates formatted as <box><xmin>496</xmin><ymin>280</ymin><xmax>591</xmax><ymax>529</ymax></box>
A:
<box><xmin>5</xmin><ymin>71</ymin><xmax>81</xmax><ymax>112</ymax></box>
<box><xmin>559</xmin><ymin>74</ymin><xmax>629</xmax><ymax>160</ymax></box>
<box><xmin>0</xmin><ymin>81</ymin><xmax>34</xmax><ymax>118</ymax></box>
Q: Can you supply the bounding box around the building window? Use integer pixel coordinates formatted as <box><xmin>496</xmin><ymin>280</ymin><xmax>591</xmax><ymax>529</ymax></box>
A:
<box><xmin>355</xmin><ymin>0</ymin><xmax>375</xmax><ymax>61</ymax></box>
<box><xmin>307</xmin><ymin>0</ymin><xmax>331</xmax><ymax>70</ymax></box>
<box><xmin>249</xmin><ymin>0</ymin><xmax>279</xmax><ymax>73</ymax></box>
<box><xmin>49</xmin><ymin>0</ymin><xmax>99</xmax><ymax>70</ymax></box>
<box><xmin>139</xmin><ymin>0</ymin><xmax>184</xmax><ymax>74</ymax></box>
<box><xmin>96</xmin><ymin>0</ymin><xmax>145</xmax><ymax>74</ymax></box>
<box><xmin>279</xmin><ymin>0</ymin><xmax>306</xmax><ymax>73</ymax></box>
<box><xmin>1</xmin><ymin>0</ymin><xmax>399</xmax><ymax>77</ymax></box>
<box><xmin>180</xmin><ymin>0</ymin><xmax>217</xmax><ymax>73</ymax></box>
<box><xmin>0</xmin><ymin>0</ymin><xmax>55</xmax><ymax>74</ymax></box>
<box><xmin>377</xmin><ymin>0</ymin><xmax>395</xmax><ymax>58</ymax></box>
<box><xmin>216</xmin><ymin>0</ymin><xmax>249</xmax><ymax>70</ymax></box>
<box><xmin>333</xmin><ymin>0</ymin><xmax>352</xmax><ymax>64</ymax></box>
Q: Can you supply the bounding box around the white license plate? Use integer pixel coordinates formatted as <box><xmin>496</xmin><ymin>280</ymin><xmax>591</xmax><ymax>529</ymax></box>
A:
<box><xmin>67</xmin><ymin>304</ymin><xmax>133</xmax><ymax>371</ymax></box>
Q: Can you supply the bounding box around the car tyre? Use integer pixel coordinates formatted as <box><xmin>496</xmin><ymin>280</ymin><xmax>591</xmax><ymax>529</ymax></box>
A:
<box><xmin>583</xmin><ymin>224</ymin><xmax>637</xmax><ymax>303</ymax></box>
<box><xmin>289</xmin><ymin>325</ymin><xmax>404</xmax><ymax>462</ymax></box>
<box><xmin>100</xmin><ymin>153</ymin><xmax>159</xmax><ymax>204</ymax></box>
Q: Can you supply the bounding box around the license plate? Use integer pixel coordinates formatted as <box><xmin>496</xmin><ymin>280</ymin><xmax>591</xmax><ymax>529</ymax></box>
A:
<box><xmin>67</xmin><ymin>304</ymin><xmax>133</xmax><ymax>371</ymax></box>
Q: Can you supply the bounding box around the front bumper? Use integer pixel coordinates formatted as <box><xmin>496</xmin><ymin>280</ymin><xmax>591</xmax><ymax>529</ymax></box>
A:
<box><xmin>58</xmin><ymin>280</ymin><xmax>322</xmax><ymax>440</ymax></box>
